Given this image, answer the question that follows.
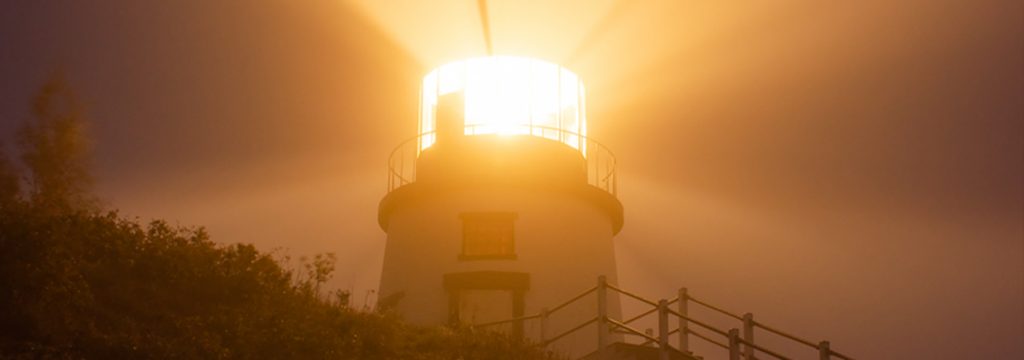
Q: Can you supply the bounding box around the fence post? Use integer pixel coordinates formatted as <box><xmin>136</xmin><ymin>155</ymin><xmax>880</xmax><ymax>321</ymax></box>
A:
<box><xmin>658</xmin><ymin>300</ymin><xmax>669</xmax><ymax>360</ymax></box>
<box><xmin>539</xmin><ymin>307</ymin><xmax>549</xmax><ymax>345</ymax></box>
<box><xmin>742</xmin><ymin>313</ymin><xmax>755</xmax><ymax>360</ymax></box>
<box><xmin>728</xmin><ymin>328</ymin><xmax>741</xmax><ymax>360</ymax></box>
<box><xmin>597</xmin><ymin>275</ymin><xmax>609</xmax><ymax>358</ymax></box>
<box><xmin>677</xmin><ymin>288</ymin><xmax>689</xmax><ymax>354</ymax></box>
<box><xmin>819</xmin><ymin>340</ymin><xmax>831</xmax><ymax>360</ymax></box>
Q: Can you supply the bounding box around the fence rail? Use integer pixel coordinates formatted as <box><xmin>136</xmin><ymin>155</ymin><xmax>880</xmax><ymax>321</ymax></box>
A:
<box><xmin>472</xmin><ymin>276</ymin><xmax>853</xmax><ymax>360</ymax></box>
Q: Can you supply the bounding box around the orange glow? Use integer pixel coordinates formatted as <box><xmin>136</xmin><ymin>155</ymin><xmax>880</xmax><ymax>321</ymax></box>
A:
<box><xmin>419</xmin><ymin>56</ymin><xmax>586</xmax><ymax>152</ymax></box>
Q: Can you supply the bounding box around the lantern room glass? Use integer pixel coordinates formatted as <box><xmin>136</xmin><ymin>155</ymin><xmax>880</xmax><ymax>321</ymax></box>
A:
<box><xmin>419</xmin><ymin>56</ymin><xmax>587</xmax><ymax>153</ymax></box>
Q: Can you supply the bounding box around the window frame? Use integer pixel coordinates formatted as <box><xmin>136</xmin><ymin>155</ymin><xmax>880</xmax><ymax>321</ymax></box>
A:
<box><xmin>458</xmin><ymin>212</ymin><xmax>518</xmax><ymax>260</ymax></box>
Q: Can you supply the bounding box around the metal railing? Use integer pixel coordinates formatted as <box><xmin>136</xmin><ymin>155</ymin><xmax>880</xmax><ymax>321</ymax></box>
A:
<box><xmin>473</xmin><ymin>276</ymin><xmax>854</xmax><ymax>360</ymax></box>
<box><xmin>385</xmin><ymin>125</ymin><xmax>617</xmax><ymax>197</ymax></box>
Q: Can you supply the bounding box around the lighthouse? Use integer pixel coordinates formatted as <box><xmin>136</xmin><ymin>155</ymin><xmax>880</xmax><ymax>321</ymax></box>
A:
<box><xmin>377</xmin><ymin>56</ymin><xmax>624</xmax><ymax>356</ymax></box>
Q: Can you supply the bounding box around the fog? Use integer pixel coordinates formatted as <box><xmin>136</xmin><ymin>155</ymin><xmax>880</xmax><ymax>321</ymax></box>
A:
<box><xmin>1</xmin><ymin>1</ymin><xmax>1020</xmax><ymax>358</ymax></box>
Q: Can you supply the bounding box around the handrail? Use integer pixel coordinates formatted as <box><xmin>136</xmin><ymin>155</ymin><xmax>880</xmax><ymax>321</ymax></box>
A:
<box><xmin>548</xmin><ymin>285</ymin><xmax>597</xmax><ymax>315</ymax></box>
<box><xmin>683</xmin><ymin>295</ymin><xmax>854</xmax><ymax>359</ymax></box>
<box><xmin>607</xmin><ymin>318</ymin><xmax>661</xmax><ymax>344</ymax></box>
<box><xmin>688</xmin><ymin>328</ymin><xmax>730</xmax><ymax>350</ymax></box>
<box><xmin>664</xmin><ymin>307</ymin><xmax>730</xmax><ymax>338</ymax></box>
<box><xmin>473</xmin><ymin>285</ymin><xmax>595</xmax><ymax>330</ymax></box>
<box><xmin>619</xmin><ymin>297</ymin><xmax>678</xmax><ymax>325</ymax></box>
<box><xmin>465</xmin><ymin>279</ymin><xmax>851</xmax><ymax>360</ymax></box>
<box><xmin>639</xmin><ymin>328</ymin><xmax>679</xmax><ymax>346</ymax></box>
<box><xmin>664</xmin><ymin>308</ymin><xmax>800</xmax><ymax>360</ymax></box>
<box><xmin>471</xmin><ymin>284</ymin><xmax>600</xmax><ymax>352</ymax></box>
<box><xmin>687</xmin><ymin>294</ymin><xmax>744</xmax><ymax>321</ymax></box>
<box><xmin>384</xmin><ymin>125</ymin><xmax>617</xmax><ymax>196</ymax></box>
<box><xmin>541</xmin><ymin>317</ymin><xmax>598</xmax><ymax>346</ymax></box>
<box><xmin>828</xmin><ymin>349</ymin><xmax>855</xmax><ymax>360</ymax></box>
<box><xmin>384</xmin><ymin>131</ymin><xmax>433</xmax><ymax>192</ymax></box>
<box><xmin>752</xmin><ymin>319</ymin><xmax>819</xmax><ymax>349</ymax></box>
<box><xmin>737</xmin><ymin>336</ymin><xmax>792</xmax><ymax>360</ymax></box>
<box><xmin>606</xmin><ymin>283</ymin><xmax>659</xmax><ymax>308</ymax></box>
<box><xmin>621</xmin><ymin>307</ymin><xmax>658</xmax><ymax>325</ymax></box>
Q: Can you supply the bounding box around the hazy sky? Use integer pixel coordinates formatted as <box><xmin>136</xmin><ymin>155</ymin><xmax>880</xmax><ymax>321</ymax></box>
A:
<box><xmin>1</xmin><ymin>1</ymin><xmax>1021</xmax><ymax>359</ymax></box>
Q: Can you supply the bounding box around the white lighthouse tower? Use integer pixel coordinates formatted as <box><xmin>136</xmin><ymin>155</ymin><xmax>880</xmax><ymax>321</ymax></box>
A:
<box><xmin>377</xmin><ymin>56</ymin><xmax>623</xmax><ymax>357</ymax></box>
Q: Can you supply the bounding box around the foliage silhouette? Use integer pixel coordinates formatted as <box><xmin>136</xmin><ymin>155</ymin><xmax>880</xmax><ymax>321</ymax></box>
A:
<box><xmin>0</xmin><ymin>77</ymin><xmax>560</xmax><ymax>359</ymax></box>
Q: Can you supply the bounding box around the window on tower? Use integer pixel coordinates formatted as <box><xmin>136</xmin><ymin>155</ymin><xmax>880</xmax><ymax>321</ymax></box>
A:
<box><xmin>460</xmin><ymin>212</ymin><xmax>517</xmax><ymax>260</ymax></box>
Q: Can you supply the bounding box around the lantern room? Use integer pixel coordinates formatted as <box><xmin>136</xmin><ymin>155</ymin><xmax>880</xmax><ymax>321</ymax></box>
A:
<box><xmin>418</xmin><ymin>56</ymin><xmax>587</xmax><ymax>152</ymax></box>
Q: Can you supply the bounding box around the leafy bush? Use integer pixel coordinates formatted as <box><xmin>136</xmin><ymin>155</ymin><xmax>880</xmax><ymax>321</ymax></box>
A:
<box><xmin>0</xmin><ymin>76</ymin><xmax>560</xmax><ymax>359</ymax></box>
<box><xmin>0</xmin><ymin>203</ymin><xmax>558</xmax><ymax>359</ymax></box>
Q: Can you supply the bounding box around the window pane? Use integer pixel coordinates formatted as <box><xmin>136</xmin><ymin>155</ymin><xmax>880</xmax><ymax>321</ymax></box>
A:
<box><xmin>461</xmin><ymin>213</ymin><xmax>515</xmax><ymax>258</ymax></box>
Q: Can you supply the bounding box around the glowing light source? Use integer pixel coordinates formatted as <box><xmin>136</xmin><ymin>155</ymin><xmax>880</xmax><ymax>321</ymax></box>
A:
<box><xmin>420</xmin><ymin>56</ymin><xmax>586</xmax><ymax>152</ymax></box>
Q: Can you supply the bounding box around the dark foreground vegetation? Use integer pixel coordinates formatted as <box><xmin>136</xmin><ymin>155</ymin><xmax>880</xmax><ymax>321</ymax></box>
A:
<box><xmin>0</xmin><ymin>77</ymin><xmax>557</xmax><ymax>359</ymax></box>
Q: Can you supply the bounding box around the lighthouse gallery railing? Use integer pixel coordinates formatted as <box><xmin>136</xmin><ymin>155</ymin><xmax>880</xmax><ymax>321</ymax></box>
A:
<box><xmin>386</xmin><ymin>125</ymin><xmax>617</xmax><ymax>197</ymax></box>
